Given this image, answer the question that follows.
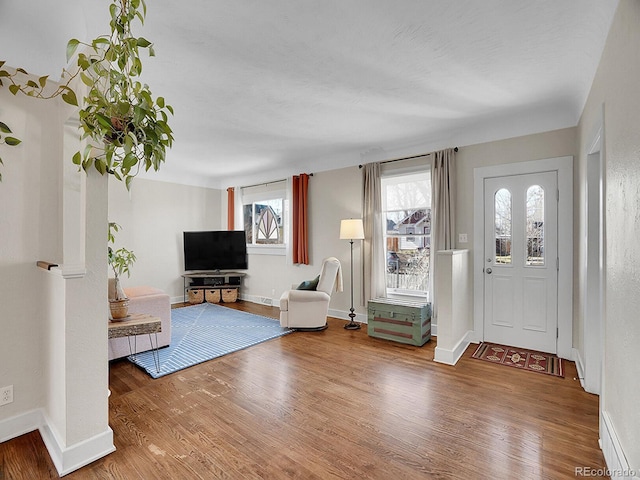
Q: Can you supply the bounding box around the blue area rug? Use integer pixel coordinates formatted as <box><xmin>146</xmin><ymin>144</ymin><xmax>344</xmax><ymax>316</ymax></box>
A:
<box><xmin>128</xmin><ymin>303</ymin><xmax>294</xmax><ymax>378</ymax></box>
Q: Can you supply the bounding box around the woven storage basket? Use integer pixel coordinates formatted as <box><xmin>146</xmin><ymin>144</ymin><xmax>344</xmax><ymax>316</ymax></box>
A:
<box><xmin>205</xmin><ymin>289</ymin><xmax>221</xmax><ymax>303</ymax></box>
<box><xmin>187</xmin><ymin>288</ymin><xmax>204</xmax><ymax>304</ymax></box>
<box><xmin>221</xmin><ymin>288</ymin><xmax>238</xmax><ymax>302</ymax></box>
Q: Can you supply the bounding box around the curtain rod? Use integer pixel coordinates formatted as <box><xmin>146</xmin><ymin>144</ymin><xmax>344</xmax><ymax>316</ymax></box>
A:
<box><xmin>240</xmin><ymin>173</ymin><xmax>313</xmax><ymax>190</ymax></box>
<box><xmin>358</xmin><ymin>147</ymin><xmax>458</xmax><ymax>168</ymax></box>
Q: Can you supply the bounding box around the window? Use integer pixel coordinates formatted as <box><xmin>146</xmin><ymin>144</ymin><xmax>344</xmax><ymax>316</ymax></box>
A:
<box><xmin>244</xmin><ymin>199</ymin><xmax>283</xmax><ymax>245</ymax></box>
<box><xmin>494</xmin><ymin>188</ymin><xmax>512</xmax><ymax>264</ymax></box>
<box><xmin>381</xmin><ymin>170</ymin><xmax>431</xmax><ymax>296</ymax></box>
<box><xmin>526</xmin><ymin>185</ymin><xmax>544</xmax><ymax>266</ymax></box>
<box><xmin>241</xmin><ymin>182</ymin><xmax>287</xmax><ymax>255</ymax></box>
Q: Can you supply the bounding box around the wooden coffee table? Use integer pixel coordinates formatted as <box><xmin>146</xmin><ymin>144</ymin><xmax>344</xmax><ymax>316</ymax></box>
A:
<box><xmin>109</xmin><ymin>313</ymin><xmax>162</xmax><ymax>373</ymax></box>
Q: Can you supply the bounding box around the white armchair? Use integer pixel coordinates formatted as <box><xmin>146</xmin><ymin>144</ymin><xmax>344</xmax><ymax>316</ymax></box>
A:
<box><xmin>279</xmin><ymin>257</ymin><xmax>343</xmax><ymax>330</ymax></box>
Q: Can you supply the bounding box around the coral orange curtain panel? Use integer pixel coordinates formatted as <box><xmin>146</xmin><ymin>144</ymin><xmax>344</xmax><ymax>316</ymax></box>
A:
<box><xmin>227</xmin><ymin>187</ymin><xmax>235</xmax><ymax>230</ymax></box>
<box><xmin>292</xmin><ymin>174</ymin><xmax>310</xmax><ymax>264</ymax></box>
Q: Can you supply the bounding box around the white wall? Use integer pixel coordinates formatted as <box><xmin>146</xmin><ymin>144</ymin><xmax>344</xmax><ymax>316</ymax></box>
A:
<box><xmin>0</xmin><ymin>86</ymin><xmax>113</xmax><ymax>475</ymax></box>
<box><xmin>108</xmin><ymin>177</ymin><xmax>222</xmax><ymax>302</ymax></box>
<box><xmin>226</xmin><ymin>166</ymin><xmax>365</xmax><ymax>320</ymax></box>
<box><xmin>577</xmin><ymin>0</ymin><xmax>640</xmax><ymax>470</ymax></box>
<box><xmin>0</xmin><ymin>89</ymin><xmax>56</xmax><ymax>424</ymax></box>
<box><xmin>109</xmin><ymin>165</ymin><xmax>365</xmax><ymax>319</ymax></box>
<box><xmin>454</xmin><ymin>129</ymin><xmax>577</xmax><ymax>341</ymax></box>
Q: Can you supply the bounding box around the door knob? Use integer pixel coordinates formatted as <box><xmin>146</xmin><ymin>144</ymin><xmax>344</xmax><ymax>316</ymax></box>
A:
<box><xmin>486</xmin><ymin>268</ymin><xmax>492</xmax><ymax>274</ymax></box>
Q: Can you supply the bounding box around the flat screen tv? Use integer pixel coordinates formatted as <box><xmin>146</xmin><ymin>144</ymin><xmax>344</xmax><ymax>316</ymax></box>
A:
<box><xmin>183</xmin><ymin>230</ymin><xmax>248</xmax><ymax>272</ymax></box>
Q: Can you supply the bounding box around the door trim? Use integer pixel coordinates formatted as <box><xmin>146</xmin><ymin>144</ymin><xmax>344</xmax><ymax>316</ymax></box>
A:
<box><xmin>472</xmin><ymin>156</ymin><xmax>573</xmax><ymax>359</ymax></box>
<box><xmin>583</xmin><ymin>114</ymin><xmax>604</xmax><ymax>395</ymax></box>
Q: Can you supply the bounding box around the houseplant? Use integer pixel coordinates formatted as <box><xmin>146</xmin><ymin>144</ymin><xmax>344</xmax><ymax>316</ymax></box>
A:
<box><xmin>108</xmin><ymin>222</ymin><xmax>136</xmax><ymax>319</ymax></box>
<box><xmin>0</xmin><ymin>0</ymin><xmax>173</xmax><ymax>188</ymax></box>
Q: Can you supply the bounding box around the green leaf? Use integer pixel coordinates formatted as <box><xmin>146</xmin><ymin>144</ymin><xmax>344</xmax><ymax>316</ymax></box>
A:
<box><xmin>125</xmin><ymin>175</ymin><xmax>134</xmax><ymax>191</ymax></box>
<box><xmin>8</xmin><ymin>84</ymin><xmax>20</xmax><ymax>95</ymax></box>
<box><xmin>0</xmin><ymin>61</ymin><xmax>4</xmax><ymax>69</ymax></box>
<box><xmin>72</xmin><ymin>152</ymin><xmax>82</xmax><ymax>165</ymax></box>
<box><xmin>83</xmin><ymin>143</ymin><xmax>94</xmax><ymax>158</ymax></box>
<box><xmin>0</xmin><ymin>122</ymin><xmax>11</xmax><ymax>134</ymax></box>
<box><xmin>61</xmin><ymin>89</ymin><xmax>79</xmax><ymax>106</ymax></box>
<box><xmin>93</xmin><ymin>37</ymin><xmax>110</xmax><ymax>46</ymax></box>
<box><xmin>156</xmin><ymin>97</ymin><xmax>165</xmax><ymax>108</ymax></box>
<box><xmin>117</xmin><ymin>102</ymin><xmax>130</xmax><ymax>115</ymax></box>
<box><xmin>123</xmin><ymin>152</ymin><xmax>137</xmax><ymax>169</ymax></box>
<box><xmin>26</xmin><ymin>80</ymin><xmax>39</xmax><ymax>89</ymax></box>
<box><xmin>109</xmin><ymin>3</ymin><xmax>117</xmax><ymax>21</ymax></box>
<box><xmin>166</xmin><ymin>105</ymin><xmax>174</xmax><ymax>115</ymax></box>
<box><xmin>16</xmin><ymin>68</ymin><xmax>27</xmax><ymax>74</ymax></box>
<box><xmin>95</xmin><ymin>159</ymin><xmax>107</xmax><ymax>175</ymax></box>
<box><xmin>38</xmin><ymin>75</ymin><xmax>49</xmax><ymax>88</ymax></box>
<box><xmin>0</xmin><ymin>70</ymin><xmax>10</xmax><ymax>78</ymax></box>
<box><xmin>78</xmin><ymin>53</ymin><xmax>90</xmax><ymax>71</ymax></box>
<box><xmin>136</xmin><ymin>37</ymin><xmax>152</xmax><ymax>48</ymax></box>
<box><xmin>80</xmin><ymin>72</ymin><xmax>93</xmax><ymax>87</ymax></box>
<box><xmin>67</xmin><ymin>39</ymin><xmax>80</xmax><ymax>62</ymax></box>
<box><xmin>95</xmin><ymin>112</ymin><xmax>113</xmax><ymax>130</ymax></box>
<box><xmin>5</xmin><ymin>137</ymin><xmax>22</xmax><ymax>146</ymax></box>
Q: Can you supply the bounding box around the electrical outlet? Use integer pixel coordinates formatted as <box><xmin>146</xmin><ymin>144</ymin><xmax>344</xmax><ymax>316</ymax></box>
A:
<box><xmin>458</xmin><ymin>233</ymin><xmax>468</xmax><ymax>244</ymax></box>
<box><xmin>0</xmin><ymin>385</ymin><xmax>13</xmax><ymax>406</ymax></box>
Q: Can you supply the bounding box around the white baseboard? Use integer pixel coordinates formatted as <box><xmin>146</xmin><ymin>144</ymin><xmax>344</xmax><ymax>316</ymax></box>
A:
<box><xmin>327</xmin><ymin>308</ymin><xmax>367</xmax><ymax>324</ymax></box>
<box><xmin>170</xmin><ymin>295</ymin><xmax>184</xmax><ymax>304</ymax></box>
<box><xmin>0</xmin><ymin>408</ymin><xmax>43</xmax><ymax>444</ymax></box>
<box><xmin>599</xmin><ymin>411</ymin><xmax>638</xmax><ymax>479</ymax></box>
<box><xmin>39</xmin><ymin>417</ymin><xmax>115</xmax><ymax>477</ymax></box>
<box><xmin>238</xmin><ymin>294</ymin><xmax>370</xmax><ymax>324</ymax></box>
<box><xmin>0</xmin><ymin>409</ymin><xmax>115</xmax><ymax>477</ymax></box>
<box><xmin>239</xmin><ymin>293</ymin><xmax>276</xmax><ymax>307</ymax></box>
<box><xmin>433</xmin><ymin>330</ymin><xmax>474</xmax><ymax>366</ymax></box>
<box><xmin>572</xmin><ymin>348</ymin><xmax>586</xmax><ymax>391</ymax></box>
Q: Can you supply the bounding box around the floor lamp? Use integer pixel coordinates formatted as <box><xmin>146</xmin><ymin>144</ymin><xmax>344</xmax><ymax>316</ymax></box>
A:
<box><xmin>340</xmin><ymin>218</ymin><xmax>365</xmax><ymax>330</ymax></box>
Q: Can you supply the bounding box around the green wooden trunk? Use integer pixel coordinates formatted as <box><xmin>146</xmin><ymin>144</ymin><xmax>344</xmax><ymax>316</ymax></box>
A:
<box><xmin>367</xmin><ymin>297</ymin><xmax>432</xmax><ymax>346</ymax></box>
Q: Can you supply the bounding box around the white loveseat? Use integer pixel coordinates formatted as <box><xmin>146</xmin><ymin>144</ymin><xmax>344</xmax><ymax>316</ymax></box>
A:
<box><xmin>108</xmin><ymin>284</ymin><xmax>172</xmax><ymax>361</ymax></box>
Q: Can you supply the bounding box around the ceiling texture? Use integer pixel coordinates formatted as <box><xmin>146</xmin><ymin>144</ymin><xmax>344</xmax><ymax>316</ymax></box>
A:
<box><xmin>1</xmin><ymin>1</ymin><xmax>619</xmax><ymax>189</ymax></box>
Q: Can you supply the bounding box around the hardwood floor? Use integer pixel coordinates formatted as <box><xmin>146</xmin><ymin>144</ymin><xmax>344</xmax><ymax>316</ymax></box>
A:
<box><xmin>1</xmin><ymin>301</ymin><xmax>607</xmax><ymax>479</ymax></box>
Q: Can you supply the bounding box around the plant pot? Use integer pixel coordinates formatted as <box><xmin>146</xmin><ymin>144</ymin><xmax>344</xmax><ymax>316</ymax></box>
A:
<box><xmin>109</xmin><ymin>298</ymin><xmax>130</xmax><ymax>321</ymax></box>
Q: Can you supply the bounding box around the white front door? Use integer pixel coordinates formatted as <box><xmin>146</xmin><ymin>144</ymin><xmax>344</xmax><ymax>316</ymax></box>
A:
<box><xmin>483</xmin><ymin>171</ymin><xmax>558</xmax><ymax>353</ymax></box>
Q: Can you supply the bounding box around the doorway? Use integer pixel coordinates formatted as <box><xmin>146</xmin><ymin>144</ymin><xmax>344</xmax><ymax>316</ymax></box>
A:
<box><xmin>483</xmin><ymin>171</ymin><xmax>558</xmax><ymax>353</ymax></box>
<box><xmin>473</xmin><ymin>157</ymin><xmax>573</xmax><ymax>359</ymax></box>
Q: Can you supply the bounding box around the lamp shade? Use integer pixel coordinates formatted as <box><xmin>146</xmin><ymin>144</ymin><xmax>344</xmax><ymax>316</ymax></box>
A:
<box><xmin>340</xmin><ymin>218</ymin><xmax>365</xmax><ymax>240</ymax></box>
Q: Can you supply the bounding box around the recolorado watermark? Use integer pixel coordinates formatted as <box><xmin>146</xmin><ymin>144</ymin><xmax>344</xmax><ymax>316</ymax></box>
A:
<box><xmin>575</xmin><ymin>466</ymin><xmax>637</xmax><ymax>477</ymax></box>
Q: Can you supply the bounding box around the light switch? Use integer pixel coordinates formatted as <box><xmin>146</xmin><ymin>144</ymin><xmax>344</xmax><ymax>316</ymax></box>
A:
<box><xmin>458</xmin><ymin>233</ymin><xmax>468</xmax><ymax>244</ymax></box>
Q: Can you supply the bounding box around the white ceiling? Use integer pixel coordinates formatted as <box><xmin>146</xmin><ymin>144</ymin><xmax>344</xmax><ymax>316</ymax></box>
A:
<box><xmin>1</xmin><ymin>1</ymin><xmax>618</xmax><ymax>189</ymax></box>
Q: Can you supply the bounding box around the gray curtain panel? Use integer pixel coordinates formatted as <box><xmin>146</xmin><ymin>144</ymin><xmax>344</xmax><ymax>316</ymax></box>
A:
<box><xmin>430</xmin><ymin>147</ymin><xmax>456</xmax><ymax>319</ymax></box>
<box><xmin>362</xmin><ymin>162</ymin><xmax>387</xmax><ymax>303</ymax></box>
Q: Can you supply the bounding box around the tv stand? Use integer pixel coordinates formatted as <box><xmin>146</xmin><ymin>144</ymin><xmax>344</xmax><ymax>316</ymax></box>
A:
<box><xmin>181</xmin><ymin>271</ymin><xmax>246</xmax><ymax>303</ymax></box>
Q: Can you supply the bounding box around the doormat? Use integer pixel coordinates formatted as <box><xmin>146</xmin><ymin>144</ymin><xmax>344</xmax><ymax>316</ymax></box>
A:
<box><xmin>471</xmin><ymin>342</ymin><xmax>564</xmax><ymax>378</ymax></box>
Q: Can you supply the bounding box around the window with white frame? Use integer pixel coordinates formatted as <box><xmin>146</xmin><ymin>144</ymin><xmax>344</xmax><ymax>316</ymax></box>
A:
<box><xmin>381</xmin><ymin>170</ymin><xmax>431</xmax><ymax>296</ymax></box>
<box><xmin>241</xmin><ymin>181</ymin><xmax>287</xmax><ymax>255</ymax></box>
